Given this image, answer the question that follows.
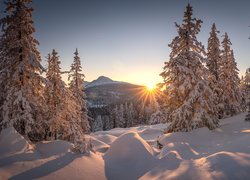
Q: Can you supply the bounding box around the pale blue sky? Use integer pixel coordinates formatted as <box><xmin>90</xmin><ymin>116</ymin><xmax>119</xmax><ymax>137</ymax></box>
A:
<box><xmin>28</xmin><ymin>0</ymin><xmax>250</xmax><ymax>85</ymax></box>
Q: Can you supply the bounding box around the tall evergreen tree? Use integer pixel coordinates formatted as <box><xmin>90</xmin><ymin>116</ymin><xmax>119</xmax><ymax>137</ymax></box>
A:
<box><xmin>0</xmin><ymin>0</ymin><xmax>45</xmax><ymax>136</ymax></box>
<box><xmin>160</xmin><ymin>4</ymin><xmax>219</xmax><ymax>133</ymax></box>
<box><xmin>206</xmin><ymin>23</ymin><xmax>222</xmax><ymax>118</ymax></box>
<box><xmin>110</xmin><ymin>105</ymin><xmax>119</xmax><ymax>128</ymax></box>
<box><xmin>244</xmin><ymin>68</ymin><xmax>250</xmax><ymax>122</ymax></box>
<box><xmin>45</xmin><ymin>50</ymin><xmax>90</xmax><ymax>152</ymax></box>
<box><xmin>117</xmin><ymin>104</ymin><xmax>125</xmax><ymax>127</ymax></box>
<box><xmin>68</xmin><ymin>49</ymin><xmax>89</xmax><ymax>133</ymax></box>
<box><xmin>207</xmin><ymin>23</ymin><xmax>221</xmax><ymax>81</ymax></box>
<box><xmin>219</xmin><ymin>33</ymin><xmax>241</xmax><ymax>116</ymax></box>
<box><xmin>44</xmin><ymin>50</ymin><xmax>65</xmax><ymax>140</ymax></box>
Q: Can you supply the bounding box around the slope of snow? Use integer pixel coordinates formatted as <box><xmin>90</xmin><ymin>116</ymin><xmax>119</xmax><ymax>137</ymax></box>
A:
<box><xmin>1</xmin><ymin>113</ymin><xmax>250</xmax><ymax>179</ymax></box>
<box><xmin>92</xmin><ymin>134</ymin><xmax>117</xmax><ymax>145</ymax></box>
<box><xmin>0</xmin><ymin>129</ymin><xmax>106</xmax><ymax>180</ymax></box>
<box><xmin>141</xmin><ymin>113</ymin><xmax>250</xmax><ymax>179</ymax></box>
<box><xmin>0</xmin><ymin>127</ymin><xmax>33</xmax><ymax>158</ymax></box>
<box><xmin>103</xmin><ymin>132</ymin><xmax>158</xmax><ymax>180</ymax></box>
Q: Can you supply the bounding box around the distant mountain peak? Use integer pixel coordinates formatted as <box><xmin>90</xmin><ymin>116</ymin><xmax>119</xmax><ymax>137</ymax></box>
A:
<box><xmin>85</xmin><ymin>75</ymin><xmax>123</xmax><ymax>88</ymax></box>
<box><xmin>96</xmin><ymin>76</ymin><xmax>114</xmax><ymax>82</ymax></box>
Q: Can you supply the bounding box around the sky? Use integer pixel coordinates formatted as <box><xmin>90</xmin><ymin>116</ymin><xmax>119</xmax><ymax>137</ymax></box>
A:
<box><xmin>12</xmin><ymin>0</ymin><xmax>250</xmax><ymax>85</ymax></box>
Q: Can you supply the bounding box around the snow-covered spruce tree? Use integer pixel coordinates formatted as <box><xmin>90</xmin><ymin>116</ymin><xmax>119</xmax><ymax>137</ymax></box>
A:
<box><xmin>0</xmin><ymin>40</ymin><xmax>4</xmax><ymax>131</ymax></box>
<box><xmin>45</xmin><ymin>50</ymin><xmax>90</xmax><ymax>152</ymax></box>
<box><xmin>127</xmin><ymin>102</ymin><xmax>135</xmax><ymax>127</ymax></box>
<box><xmin>0</xmin><ymin>0</ymin><xmax>46</xmax><ymax>137</ymax></box>
<box><xmin>206</xmin><ymin>23</ymin><xmax>225</xmax><ymax>118</ymax></box>
<box><xmin>160</xmin><ymin>4</ymin><xmax>219</xmax><ymax>133</ymax></box>
<box><xmin>245</xmin><ymin>68</ymin><xmax>250</xmax><ymax>122</ymax></box>
<box><xmin>219</xmin><ymin>33</ymin><xmax>241</xmax><ymax>116</ymax></box>
<box><xmin>207</xmin><ymin>23</ymin><xmax>221</xmax><ymax>81</ymax></box>
<box><xmin>44</xmin><ymin>50</ymin><xmax>66</xmax><ymax>140</ymax></box>
<box><xmin>122</xmin><ymin>102</ymin><xmax>135</xmax><ymax>127</ymax></box>
<box><xmin>110</xmin><ymin>105</ymin><xmax>119</xmax><ymax>128</ymax></box>
<box><xmin>92</xmin><ymin>115</ymin><xmax>103</xmax><ymax>131</ymax></box>
<box><xmin>68</xmin><ymin>49</ymin><xmax>89</xmax><ymax>133</ymax></box>
<box><xmin>117</xmin><ymin>104</ymin><xmax>125</xmax><ymax>127</ymax></box>
<box><xmin>62</xmin><ymin>87</ymin><xmax>92</xmax><ymax>153</ymax></box>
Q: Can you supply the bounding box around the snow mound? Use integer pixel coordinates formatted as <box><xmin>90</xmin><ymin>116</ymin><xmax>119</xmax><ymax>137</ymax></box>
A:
<box><xmin>204</xmin><ymin>151</ymin><xmax>250</xmax><ymax>179</ymax></box>
<box><xmin>94</xmin><ymin>134</ymin><xmax>117</xmax><ymax>145</ymax></box>
<box><xmin>36</xmin><ymin>140</ymin><xmax>73</xmax><ymax>157</ymax></box>
<box><xmin>104</xmin><ymin>132</ymin><xmax>158</xmax><ymax>180</ymax></box>
<box><xmin>0</xmin><ymin>127</ymin><xmax>31</xmax><ymax>157</ymax></box>
<box><xmin>103</xmin><ymin>128</ymin><xmax>128</xmax><ymax>137</ymax></box>
<box><xmin>139</xmin><ymin>128</ymin><xmax>163</xmax><ymax>141</ymax></box>
<box><xmin>89</xmin><ymin>136</ymin><xmax>110</xmax><ymax>153</ymax></box>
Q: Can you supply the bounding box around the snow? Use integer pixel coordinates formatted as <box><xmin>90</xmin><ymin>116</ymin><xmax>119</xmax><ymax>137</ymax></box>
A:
<box><xmin>103</xmin><ymin>132</ymin><xmax>158</xmax><ymax>180</ymax></box>
<box><xmin>0</xmin><ymin>129</ymin><xmax>105</xmax><ymax>180</ymax></box>
<box><xmin>1</xmin><ymin>113</ymin><xmax>250</xmax><ymax>179</ymax></box>
<box><xmin>0</xmin><ymin>127</ymin><xmax>32</xmax><ymax>158</ymax></box>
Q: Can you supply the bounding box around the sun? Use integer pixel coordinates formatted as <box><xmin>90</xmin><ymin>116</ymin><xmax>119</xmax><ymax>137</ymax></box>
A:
<box><xmin>146</xmin><ymin>83</ymin><xmax>155</xmax><ymax>91</ymax></box>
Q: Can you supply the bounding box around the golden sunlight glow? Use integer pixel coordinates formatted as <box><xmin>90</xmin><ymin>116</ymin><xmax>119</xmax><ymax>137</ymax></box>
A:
<box><xmin>146</xmin><ymin>83</ymin><xmax>156</xmax><ymax>91</ymax></box>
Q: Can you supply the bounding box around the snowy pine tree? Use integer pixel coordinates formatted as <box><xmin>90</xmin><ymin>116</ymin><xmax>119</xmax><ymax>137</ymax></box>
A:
<box><xmin>44</xmin><ymin>50</ymin><xmax>91</xmax><ymax>152</ymax></box>
<box><xmin>0</xmin><ymin>0</ymin><xmax>46</xmax><ymax>137</ymax></box>
<box><xmin>117</xmin><ymin>104</ymin><xmax>125</xmax><ymax>127</ymax></box>
<box><xmin>44</xmin><ymin>50</ymin><xmax>65</xmax><ymax>140</ymax></box>
<box><xmin>219</xmin><ymin>33</ymin><xmax>242</xmax><ymax>116</ymax></box>
<box><xmin>245</xmin><ymin>68</ymin><xmax>250</xmax><ymax>122</ymax></box>
<box><xmin>123</xmin><ymin>102</ymin><xmax>135</xmax><ymax>127</ymax></box>
<box><xmin>110</xmin><ymin>105</ymin><xmax>119</xmax><ymax>128</ymax></box>
<box><xmin>127</xmin><ymin>102</ymin><xmax>135</xmax><ymax>127</ymax></box>
<box><xmin>207</xmin><ymin>23</ymin><xmax>221</xmax><ymax>81</ymax></box>
<box><xmin>160</xmin><ymin>4</ymin><xmax>219</xmax><ymax>133</ymax></box>
<box><xmin>68</xmin><ymin>49</ymin><xmax>89</xmax><ymax>133</ymax></box>
<box><xmin>206</xmin><ymin>23</ymin><xmax>222</xmax><ymax>118</ymax></box>
<box><xmin>62</xmin><ymin>87</ymin><xmax>91</xmax><ymax>153</ymax></box>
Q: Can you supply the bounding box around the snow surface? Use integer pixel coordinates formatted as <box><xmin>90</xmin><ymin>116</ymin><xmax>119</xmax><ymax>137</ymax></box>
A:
<box><xmin>1</xmin><ymin>113</ymin><xmax>250</xmax><ymax>179</ymax></box>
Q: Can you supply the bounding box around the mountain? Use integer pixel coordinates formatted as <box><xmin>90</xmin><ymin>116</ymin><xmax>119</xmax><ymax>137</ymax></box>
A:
<box><xmin>85</xmin><ymin>76</ymin><xmax>125</xmax><ymax>88</ymax></box>
<box><xmin>84</xmin><ymin>76</ymin><xmax>144</xmax><ymax>107</ymax></box>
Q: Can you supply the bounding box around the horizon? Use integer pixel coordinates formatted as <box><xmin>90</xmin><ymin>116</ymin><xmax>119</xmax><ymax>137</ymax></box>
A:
<box><xmin>12</xmin><ymin>0</ymin><xmax>250</xmax><ymax>86</ymax></box>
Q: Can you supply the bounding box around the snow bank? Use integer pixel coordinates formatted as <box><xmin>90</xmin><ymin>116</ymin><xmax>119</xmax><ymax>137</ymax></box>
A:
<box><xmin>36</xmin><ymin>152</ymin><xmax>106</xmax><ymax>180</ymax></box>
<box><xmin>0</xmin><ymin>128</ymin><xmax>106</xmax><ymax>180</ymax></box>
<box><xmin>104</xmin><ymin>132</ymin><xmax>158</xmax><ymax>180</ymax></box>
<box><xmin>88</xmin><ymin>136</ymin><xmax>110</xmax><ymax>153</ymax></box>
<box><xmin>1</xmin><ymin>113</ymin><xmax>250</xmax><ymax>179</ymax></box>
<box><xmin>92</xmin><ymin>134</ymin><xmax>117</xmax><ymax>145</ymax></box>
<box><xmin>36</xmin><ymin>140</ymin><xmax>73</xmax><ymax>157</ymax></box>
<box><xmin>197</xmin><ymin>151</ymin><xmax>250</xmax><ymax>179</ymax></box>
<box><xmin>142</xmin><ymin>113</ymin><xmax>250</xmax><ymax>179</ymax></box>
<box><xmin>0</xmin><ymin>127</ymin><xmax>32</xmax><ymax>157</ymax></box>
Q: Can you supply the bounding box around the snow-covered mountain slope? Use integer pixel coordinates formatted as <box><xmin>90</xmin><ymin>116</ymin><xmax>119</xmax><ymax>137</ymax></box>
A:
<box><xmin>85</xmin><ymin>76</ymin><xmax>125</xmax><ymax>88</ymax></box>
<box><xmin>85</xmin><ymin>80</ymin><xmax>143</xmax><ymax>107</ymax></box>
<box><xmin>1</xmin><ymin>113</ymin><xmax>250</xmax><ymax>180</ymax></box>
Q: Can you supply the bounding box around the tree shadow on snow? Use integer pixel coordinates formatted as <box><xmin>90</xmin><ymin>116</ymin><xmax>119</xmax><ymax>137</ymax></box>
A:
<box><xmin>0</xmin><ymin>140</ymin><xmax>72</xmax><ymax>168</ymax></box>
<box><xmin>8</xmin><ymin>152</ymin><xmax>81</xmax><ymax>180</ymax></box>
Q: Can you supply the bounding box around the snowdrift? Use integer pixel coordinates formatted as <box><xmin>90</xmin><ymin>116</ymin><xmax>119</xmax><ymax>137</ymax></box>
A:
<box><xmin>0</xmin><ymin>127</ymin><xmax>32</xmax><ymax>157</ymax></box>
<box><xmin>93</xmin><ymin>134</ymin><xmax>117</xmax><ymax>145</ymax></box>
<box><xmin>142</xmin><ymin>113</ymin><xmax>250</xmax><ymax>179</ymax></box>
<box><xmin>104</xmin><ymin>132</ymin><xmax>158</xmax><ymax>180</ymax></box>
<box><xmin>0</xmin><ymin>128</ymin><xmax>106</xmax><ymax>180</ymax></box>
<box><xmin>1</xmin><ymin>113</ymin><xmax>250</xmax><ymax>179</ymax></box>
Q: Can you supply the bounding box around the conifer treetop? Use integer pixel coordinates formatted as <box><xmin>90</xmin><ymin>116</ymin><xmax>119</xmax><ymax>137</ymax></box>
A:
<box><xmin>207</xmin><ymin>23</ymin><xmax>221</xmax><ymax>80</ymax></box>
<box><xmin>169</xmin><ymin>3</ymin><xmax>205</xmax><ymax>59</ymax></box>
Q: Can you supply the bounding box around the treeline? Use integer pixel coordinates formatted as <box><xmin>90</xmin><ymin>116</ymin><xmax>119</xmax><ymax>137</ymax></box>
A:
<box><xmin>89</xmin><ymin>98</ymin><xmax>159</xmax><ymax>132</ymax></box>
